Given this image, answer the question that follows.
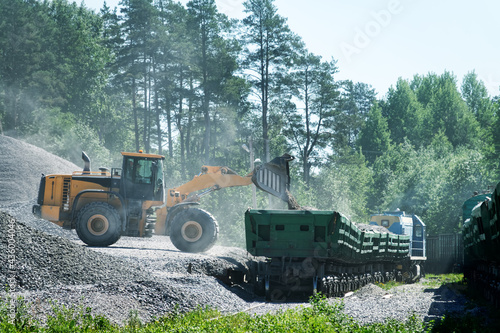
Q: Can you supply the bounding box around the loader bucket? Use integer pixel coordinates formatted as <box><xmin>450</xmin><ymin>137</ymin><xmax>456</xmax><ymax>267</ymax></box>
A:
<box><xmin>252</xmin><ymin>154</ymin><xmax>294</xmax><ymax>203</ymax></box>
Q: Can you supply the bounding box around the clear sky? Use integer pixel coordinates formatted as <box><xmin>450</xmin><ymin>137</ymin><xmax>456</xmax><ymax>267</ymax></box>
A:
<box><xmin>83</xmin><ymin>0</ymin><xmax>500</xmax><ymax>98</ymax></box>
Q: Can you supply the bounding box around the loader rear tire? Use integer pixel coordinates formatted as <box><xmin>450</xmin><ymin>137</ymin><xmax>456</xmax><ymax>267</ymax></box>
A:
<box><xmin>76</xmin><ymin>202</ymin><xmax>122</xmax><ymax>247</ymax></box>
<box><xmin>170</xmin><ymin>208</ymin><xmax>218</xmax><ymax>253</ymax></box>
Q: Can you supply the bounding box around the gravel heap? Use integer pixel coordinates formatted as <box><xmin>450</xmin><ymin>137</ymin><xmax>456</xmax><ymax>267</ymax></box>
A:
<box><xmin>0</xmin><ymin>211</ymin><xmax>150</xmax><ymax>289</ymax></box>
<box><xmin>0</xmin><ymin>211</ymin><xmax>252</xmax><ymax>323</ymax></box>
<box><xmin>1</xmin><ymin>200</ymin><xmax>80</xmax><ymax>240</ymax></box>
<box><xmin>356</xmin><ymin>223</ymin><xmax>392</xmax><ymax>233</ymax></box>
<box><xmin>0</xmin><ymin>135</ymin><xmax>81</xmax><ymax>239</ymax></box>
<box><xmin>0</xmin><ymin>135</ymin><xmax>78</xmax><ymax>205</ymax></box>
<box><xmin>339</xmin><ymin>283</ymin><xmax>435</xmax><ymax>324</ymax></box>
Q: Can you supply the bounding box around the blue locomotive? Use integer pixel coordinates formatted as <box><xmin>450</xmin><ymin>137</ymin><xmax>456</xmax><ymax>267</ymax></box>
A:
<box><xmin>369</xmin><ymin>210</ymin><xmax>426</xmax><ymax>260</ymax></box>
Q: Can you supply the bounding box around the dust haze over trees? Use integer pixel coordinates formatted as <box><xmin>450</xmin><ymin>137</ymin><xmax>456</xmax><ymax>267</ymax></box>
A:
<box><xmin>1</xmin><ymin>0</ymin><xmax>499</xmax><ymax>240</ymax></box>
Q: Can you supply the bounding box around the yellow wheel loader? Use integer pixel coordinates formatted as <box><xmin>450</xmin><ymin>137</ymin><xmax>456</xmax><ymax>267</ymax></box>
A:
<box><xmin>32</xmin><ymin>151</ymin><xmax>293</xmax><ymax>252</ymax></box>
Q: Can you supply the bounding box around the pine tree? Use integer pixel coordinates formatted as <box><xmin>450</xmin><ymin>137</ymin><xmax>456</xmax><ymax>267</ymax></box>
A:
<box><xmin>335</xmin><ymin>81</ymin><xmax>376</xmax><ymax>152</ymax></box>
<box><xmin>241</xmin><ymin>0</ymin><xmax>301</xmax><ymax>162</ymax></box>
<box><xmin>186</xmin><ymin>0</ymin><xmax>239</xmax><ymax>164</ymax></box>
<box><xmin>280</xmin><ymin>52</ymin><xmax>339</xmax><ymax>184</ymax></box>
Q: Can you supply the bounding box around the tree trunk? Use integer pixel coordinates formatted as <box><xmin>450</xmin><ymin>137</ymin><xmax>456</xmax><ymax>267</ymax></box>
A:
<box><xmin>201</xmin><ymin>23</ymin><xmax>211</xmax><ymax>164</ymax></box>
<box><xmin>262</xmin><ymin>28</ymin><xmax>270</xmax><ymax>163</ymax></box>
<box><xmin>132</xmin><ymin>77</ymin><xmax>140</xmax><ymax>152</ymax></box>
<box><xmin>153</xmin><ymin>61</ymin><xmax>162</xmax><ymax>155</ymax></box>
<box><xmin>304</xmin><ymin>72</ymin><xmax>311</xmax><ymax>184</ymax></box>
<box><xmin>203</xmin><ymin>94</ymin><xmax>211</xmax><ymax>164</ymax></box>
<box><xmin>143</xmin><ymin>54</ymin><xmax>150</xmax><ymax>153</ymax></box>
<box><xmin>302</xmin><ymin>151</ymin><xmax>310</xmax><ymax>184</ymax></box>
<box><xmin>175</xmin><ymin>65</ymin><xmax>186</xmax><ymax>177</ymax></box>
<box><xmin>185</xmin><ymin>76</ymin><xmax>194</xmax><ymax>175</ymax></box>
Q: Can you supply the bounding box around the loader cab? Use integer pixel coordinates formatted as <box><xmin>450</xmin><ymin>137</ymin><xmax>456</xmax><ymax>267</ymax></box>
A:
<box><xmin>120</xmin><ymin>152</ymin><xmax>165</xmax><ymax>202</ymax></box>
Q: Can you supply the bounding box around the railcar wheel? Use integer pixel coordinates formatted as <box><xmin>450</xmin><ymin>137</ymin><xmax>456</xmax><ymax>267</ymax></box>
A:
<box><xmin>170</xmin><ymin>208</ymin><xmax>218</xmax><ymax>253</ymax></box>
<box><xmin>76</xmin><ymin>202</ymin><xmax>122</xmax><ymax>247</ymax></box>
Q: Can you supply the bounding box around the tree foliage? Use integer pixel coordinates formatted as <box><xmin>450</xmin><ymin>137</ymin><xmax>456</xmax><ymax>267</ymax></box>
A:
<box><xmin>0</xmin><ymin>0</ymin><xmax>498</xmax><ymax>241</ymax></box>
<box><xmin>358</xmin><ymin>102</ymin><xmax>391</xmax><ymax>165</ymax></box>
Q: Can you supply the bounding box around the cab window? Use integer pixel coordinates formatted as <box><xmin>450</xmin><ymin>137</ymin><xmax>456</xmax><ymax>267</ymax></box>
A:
<box><xmin>414</xmin><ymin>224</ymin><xmax>422</xmax><ymax>237</ymax></box>
<box><xmin>124</xmin><ymin>157</ymin><xmax>153</xmax><ymax>184</ymax></box>
<box><xmin>153</xmin><ymin>159</ymin><xmax>164</xmax><ymax>195</ymax></box>
<box><xmin>136</xmin><ymin>159</ymin><xmax>153</xmax><ymax>184</ymax></box>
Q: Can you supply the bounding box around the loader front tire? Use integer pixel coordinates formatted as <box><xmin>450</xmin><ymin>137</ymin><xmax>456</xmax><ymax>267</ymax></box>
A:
<box><xmin>76</xmin><ymin>202</ymin><xmax>122</xmax><ymax>247</ymax></box>
<box><xmin>170</xmin><ymin>208</ymin><xmax>218</xmax><ymax>253</ymax></box>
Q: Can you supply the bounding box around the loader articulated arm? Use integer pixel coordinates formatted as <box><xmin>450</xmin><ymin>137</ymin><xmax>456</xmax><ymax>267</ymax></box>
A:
<box><xmin>165</xmin><ymin>166</ymin><xmax>253</xmax><ymax>207</ymax></box>
<box><xmin>155</xmin><ymin>154</ymin><xmax>294</xmax><ymax>236</ymax></box>
<box><xmin>166</xmin><ymin>154</ymin><xmax>295</xmax><ymax>208</ymax></box>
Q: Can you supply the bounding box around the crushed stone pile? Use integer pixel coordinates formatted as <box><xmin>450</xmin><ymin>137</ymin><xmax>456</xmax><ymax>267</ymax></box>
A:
<box><xmin>0</xmin><ymin>135</ymin><xmax>252</xmax><ymax>324</ymax></box>
<box><xmin>0</xmin><ymin>211</ymin><xmax>250</xmax><ymax>323</ymax></box>
<box><xmin>1</xmin><ymin>201</ymin><xmax>80</xmax><ymax>240</ymax></box>
<box><xmin>356</xmin><ymin>223</ymin><xmax>392</xmax><ymax>234</ymax></box>
<box><xmin>285</xmin><ymin>190</ymin><xmax>318</xmax><ymax>210</ymax></box>
<box><xmin>0</xmin><ymin>211</ymin><xmax>150</xmax><ymax>290</ymax></box>
<box><xmin>0</xmin><ymin>135</ymin><xmax>79</xmax><ymax>205</ymax></box>
<box><xmin>0</xmin><ymin>135</ymin><xmax>80</xmax><ymax>239</ymax></box>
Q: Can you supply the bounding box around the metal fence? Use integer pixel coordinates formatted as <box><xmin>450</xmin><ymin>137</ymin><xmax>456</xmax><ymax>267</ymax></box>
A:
<box><xmin>425</xmin><ymin>233</ymin><xmax>463</xmax><ymax>274</ymax></box>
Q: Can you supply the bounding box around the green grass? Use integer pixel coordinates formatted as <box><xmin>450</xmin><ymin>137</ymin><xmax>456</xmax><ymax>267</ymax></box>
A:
<box><xmin>421</xmin><ymin>273</ymin><xmax>465</xmax><ymax>288</ymax></box>
<box><xmin>1</xmin><ymin>294</ymin><xmax>425</xmax><ymax>333</ymax></box>
<box><xmin>375</xmin><ymin>273</ymin><xmax>465</xmax><ymax>291</ymax></box>
<box><xmin>427</xmin><ymin>312</ymin><xmax>496</xmax><ymax>333</ymax></box>
<box><xmin>374</xmin><ymin>279</ymin><xmax>404</xmax><ymax>290</ymax></box>
<box><xmin>0</xmin><ymin>276</ymin><xmax>496</xmax><ymax>333</ymax></box>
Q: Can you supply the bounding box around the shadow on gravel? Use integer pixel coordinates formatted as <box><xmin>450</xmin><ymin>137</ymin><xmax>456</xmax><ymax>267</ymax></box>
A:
<box><xmin>424</xmin><ymin>286</ymin><xmax>464</xmax><ymax>322</ymax></box>
<box><xmin>424</xmin><ymin>285</ymin><xmax>499</xmax><ymax>332</ymax></box>
<box><xmin>92</xmin><ymin>245</ymin><xmax>179</xmax><ymax>253</ymax></box>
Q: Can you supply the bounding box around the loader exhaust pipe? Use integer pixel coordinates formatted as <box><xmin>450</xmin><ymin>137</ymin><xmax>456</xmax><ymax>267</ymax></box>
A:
<box><xmin>82</xmin><ymin>151</ymin><xmax>91</xmax><ymax>173</ymax></box>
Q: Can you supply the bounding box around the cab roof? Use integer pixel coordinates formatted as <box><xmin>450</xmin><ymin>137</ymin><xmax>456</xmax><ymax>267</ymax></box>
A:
<box><xmin>121</xmin><ymin>152</ymin><xmax>165</xmax><ymax>159</ymax></box>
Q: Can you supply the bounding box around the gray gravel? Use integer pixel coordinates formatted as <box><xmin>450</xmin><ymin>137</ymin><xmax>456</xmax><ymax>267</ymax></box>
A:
<box><xmin>0</xmin><ymin>135</ymin><xmax>489</xmax><ymax>326</ymax></box>
<box><xmin>0</xmin><ymin>211</ymin><xmax>255</xmax><ymax>323</ymax></box>
<box><xmin>336</xmin><ymin>282</ymin><xmax>471</xmax><ymax>325</ymax></box>
<box><xmin>0</xmin><ymin>135</ymin><xmax>78</xmax><ymax>205</ymax></box>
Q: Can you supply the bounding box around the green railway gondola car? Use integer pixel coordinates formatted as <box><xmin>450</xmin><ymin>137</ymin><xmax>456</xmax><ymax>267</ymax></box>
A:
<box><xmin>245</xmin><ymin>209</ymin><xmax>421</xmax><ymax>300</ymax></box>
<box><xmin>462</xmin><ymin>183</ymin><xmax>500</xmax><ymax>307</ymax></box>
